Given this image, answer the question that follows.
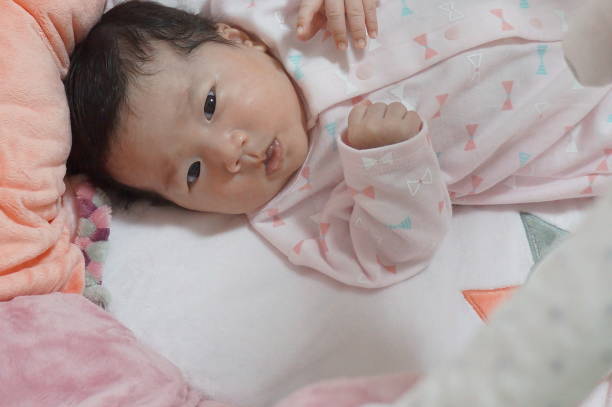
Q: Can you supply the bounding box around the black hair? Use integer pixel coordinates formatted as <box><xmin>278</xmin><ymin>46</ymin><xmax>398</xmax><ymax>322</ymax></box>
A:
<box><xmin>65</xmin><ymin>0</ymin><xmax>234</xmax><ymax>207</ymax></box>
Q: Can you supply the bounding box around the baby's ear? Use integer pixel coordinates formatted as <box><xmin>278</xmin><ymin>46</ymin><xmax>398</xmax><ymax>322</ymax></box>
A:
<box><xmin>215</xmin><ymin>23</ymin><xmax>268</xmax><ymax>52</ymax></box>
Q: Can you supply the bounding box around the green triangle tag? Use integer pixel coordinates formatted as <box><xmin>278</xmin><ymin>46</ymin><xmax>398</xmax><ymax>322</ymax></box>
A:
<box><xmin>520</xmin><ymin>212</ymin><xmax>569</xmax><ymax>266</ymax></box>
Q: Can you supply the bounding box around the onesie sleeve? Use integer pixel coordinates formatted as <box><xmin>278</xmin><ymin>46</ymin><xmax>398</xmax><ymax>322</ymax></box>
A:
<box><xmin>302</xmin><ymin>122</ymin><xmax>452</xmax><ymax>288</ymax></box>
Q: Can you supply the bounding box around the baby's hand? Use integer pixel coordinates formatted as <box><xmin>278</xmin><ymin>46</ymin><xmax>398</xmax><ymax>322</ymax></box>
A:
<box><xmin>297</xmin><ymin>0</ymin><xmax>378</xmax><ymax>50</ymax></box>
<box><xmin>344</xmin><ymin>103</ymin><xmax>423</xmax><ymax>150</ymax></box>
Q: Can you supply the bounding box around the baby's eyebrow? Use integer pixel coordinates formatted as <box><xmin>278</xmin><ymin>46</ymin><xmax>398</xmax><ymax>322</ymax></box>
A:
<box><xmin>181</xmin><ymin>81</ymin><xmax>195</xmax><ymax>117</ymax></box>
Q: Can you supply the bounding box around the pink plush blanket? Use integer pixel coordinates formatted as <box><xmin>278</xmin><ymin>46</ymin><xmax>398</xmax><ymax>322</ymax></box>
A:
<box><xmin>0</xmin><ymin>292</ymin><xmax>417</xmax><ymax>407</ymax></box>
<box><xmin>0</xmin><ymin>293</ymin><xmax>222</xmax><ymax>406</ymax></box>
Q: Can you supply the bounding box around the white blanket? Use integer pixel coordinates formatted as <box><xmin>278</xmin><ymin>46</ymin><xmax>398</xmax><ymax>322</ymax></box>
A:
<box><xmin>101</xmin><ymin>1</ymin><xmax>611</xmax><ymax>406</ymax></box>
<box><xmin>104</xmin><ymin>198</ymin><xmax>611</xmax><ymax>407</ymax></box>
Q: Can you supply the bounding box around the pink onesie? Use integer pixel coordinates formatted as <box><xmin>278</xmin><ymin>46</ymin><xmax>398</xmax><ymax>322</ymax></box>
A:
<box><xmin>208</xmin><ymin>0</ymin><xmax>612</xmax><ymax>288</ymax></box>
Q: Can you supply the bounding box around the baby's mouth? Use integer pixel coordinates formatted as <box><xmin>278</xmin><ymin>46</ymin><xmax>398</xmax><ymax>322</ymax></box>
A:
<box><xmin>264</xmin><ymin>138</ymin><xmax>283</xmax><ymax>176</ymax></box>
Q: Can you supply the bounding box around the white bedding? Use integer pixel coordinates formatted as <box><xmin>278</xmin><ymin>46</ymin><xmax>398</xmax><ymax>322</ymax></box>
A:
<box><xmin>99</xmin><ymin>1</ymin><xmax>610</xmax><ymax>405</ymax></box>
<box><xmin>104</xmin><ymin>198</ymin><xmax>610</xmax><ymax>407</ymax></box>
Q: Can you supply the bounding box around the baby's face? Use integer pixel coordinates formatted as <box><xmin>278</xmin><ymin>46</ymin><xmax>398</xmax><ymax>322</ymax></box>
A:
<box><xmin>107</xmin><ymin>25</ymin><xmax>309</xmax><ymax>214</ymax></box>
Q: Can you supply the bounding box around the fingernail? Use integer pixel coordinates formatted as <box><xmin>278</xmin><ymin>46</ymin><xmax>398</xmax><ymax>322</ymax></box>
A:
<box><xmin>338</xmin><ymin>41</ymin><xmax>347</xmax><ymax>51</ymax></box>
<box><xmin>297</xmin><ymin>25</ymin><xmax>304</xmax><ymax>35</ymax></box>
<box><xmin>371</xmin><ymin>31</ymin><xmax>378</xmax><ymax>39</ymax></box>
<box><xmin>357</xmin><ymin>39</ymin><xmax>366</xmax><ymax>49</ymax></box>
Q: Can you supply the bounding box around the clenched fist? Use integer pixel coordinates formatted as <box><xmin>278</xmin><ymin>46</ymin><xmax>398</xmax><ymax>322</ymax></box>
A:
<box><xmin>344</xmin><ymin>102</ymin><xmax>423</xmax><ymax>150</ymax></box>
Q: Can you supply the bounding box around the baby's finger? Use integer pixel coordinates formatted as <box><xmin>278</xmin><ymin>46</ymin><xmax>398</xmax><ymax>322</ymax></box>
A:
<box><xmin>348</xmin><ymin>103</ymin><xmax>368</xmax><ymax>127</ymax></box>
<box><xmin>364</xmin><ymin>102</ymin><xmax>388</xmax><ymax>120</ymax></box>
<box><xmin>345</xmin><ymin>0</ymin><xmax>367</xmax><ymax>48</ymax></box>
<box><xmin>403</xmin><ymin>111</ymin><xmax>423</xmax><ymax>133</ymax></box>
<box><xmin>386</xmin><ymin>102</ymin><xmax>408</xmax><ymax>119</ymax></box>
<box><xmin>363</xmin><ymin>0</ymin><xmax>378</xmax><ymax>38</ymax></box>
<box><xmin>297</xmin><ymin>0</ymin><xmax>324</xmax><ymax>39</ymax></box>
<box><xmin>325</xmin><ymin>0</ymin><xmax>348</xmax><ymax>50</ymax></box>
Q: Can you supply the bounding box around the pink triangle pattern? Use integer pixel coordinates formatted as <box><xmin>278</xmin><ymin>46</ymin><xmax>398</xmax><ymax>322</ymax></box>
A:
<box><xmin>293</xmin><ymin>223</ymin><xmax>332</xmax><ymax>256</ymax></box>
<box><xmin>426</xmin><ymin>133</ymin><xmax>433</xmax><ymax>148</ymax></box>
<box><xmin>349</xmin><ymin>185</ymin><xmax>376</xmax><ymax>199</ymax></box>
<box><xmin>246</xmin><ymin>0</ymin><xmax>255</xmax><ymax>8</ymax></box>
<box><xmin>490</xmin><ymin>9</ymin><xmax>514</xmax><ymax>31</ymax></box>
<box><xmin>293</xmin><ymin>237</ymin><xmax>329</xmax><ymax>255</ymax></box>
<box><xmin>438</xmin><ymin>200</ymin><xmax>446</xmax><ymax>213</ymax></box>
<box><xmin>265</xmin><ymin>208</ymin><xmax>285</xmax><ymax>227</ymax></box>
<box><xmin>414</xmin><ymin>34</ymin><xmax>439</xmax><ymax>60</ymax></box>
<box><xmin>464</xmin><ymin>123</ymin><xmax>479</xmax><ymax>151</ymax></box>
<box><xmin>433</xmin><ymin>94</ymin><xmax>449</xmax><ymax>119</ymax></box>
<box><xmin>293</xmin><ymin>240</ymin><xmax>304</xmax><ymax>255</ymax></box>
<box><xmin>319</xmin><ymin>223</ymin><xmax>331</xmax><ymax>236</ymax></box>
<box><xmin>596</xmin><ymin>149</ymin><xmax>612</xmax><ymax>172</ymax></box>
<box><xmin>298</xmin><ymin>166</ymin><xmax>312</xmax><ymax>191</ymax></box>
<box><xmin>466</xmin><ymin>123</ymin><xmax>479</xmax><ymax>136</ymax></box>
<box><xmin>502</xmin><ymin>81</ymin><xmax>514</xmax><ymax>111</ymax></box>
<box><xmin>376</xmin><ymin>255</ymin><xmax>397</xmax><ymax>274</ymax></box>
<box><xmin>581</xmin><ymin>174</ymin><xmax>598</xmax><ymax>195</ymax></box>
<box><xmin>318</xmin><ymin>238</ymin><xmax>329</xmax><ymax>253</ymax></box>
<box><xmin>597</xmin><ymin>159</ymin><xmax>609</xmax><ymax>172</ymax></box>
<box><xmin>471</xmin><ymin>175</ymin><xmax>483</xmax><ymax>191</ymax></box>
<box><xmin>317</xmin><ymin>223</ymin><xmax>331</xmax><ymax>253</ymax></box>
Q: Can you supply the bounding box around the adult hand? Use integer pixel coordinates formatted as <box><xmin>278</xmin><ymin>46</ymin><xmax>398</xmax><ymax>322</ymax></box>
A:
<box><xmin>297</xmin><ymin>0</ymin><xmax>378</xmax><ymax>50</ymax></box>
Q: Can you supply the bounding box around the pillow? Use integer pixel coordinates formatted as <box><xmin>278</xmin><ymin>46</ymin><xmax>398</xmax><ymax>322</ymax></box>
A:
<box><xmin>0</xmin><ymin>0</ymin><xmax>105</xmax><ymax>301</ymax></box>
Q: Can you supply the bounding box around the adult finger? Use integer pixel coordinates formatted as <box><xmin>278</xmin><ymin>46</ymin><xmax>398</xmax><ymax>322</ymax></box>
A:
<box><xmin>363</xmin><ymin>0</ymin><xmax>378</xmax><ymax>38</ymax></box>
<box><xmin>297</xmin><ymin>0</ymin><xmax>324</xmax><ymax>40</ymax></box>
<box><xmin>325</xmin><ymin>0</ymin><xmax>348</xmax><ymax>50</ymax></box>
<box><xmin>300</xmin><ymin>11</ymin><xmax>327</xmax><ymax>40</ymax></box>
<box><xmin>345</xmin><ymin>0</ymin><xmax>367</xmax><ymax>48</ymax></box>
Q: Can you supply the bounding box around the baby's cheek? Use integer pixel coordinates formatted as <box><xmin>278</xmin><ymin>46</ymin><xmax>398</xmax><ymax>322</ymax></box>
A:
<box><xmin>217</xmin><ymin>179</ymin><xmax>274</xmax><ymax>213</ymax></box>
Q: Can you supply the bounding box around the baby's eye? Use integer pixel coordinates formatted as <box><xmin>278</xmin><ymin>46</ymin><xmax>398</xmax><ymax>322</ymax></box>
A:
<box><xmin>204</xmin><ymin>89</ymin><xmax>216</xmax><ymax>121</ymax></box>
<box><xmin>187</xmin><ymin>161</ymin><xmax>201</xmax><ymax>187</ymax></box>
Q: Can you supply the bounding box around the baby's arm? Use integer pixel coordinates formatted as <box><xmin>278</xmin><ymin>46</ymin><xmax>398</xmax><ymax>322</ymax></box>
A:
<box><xmin>295</xmin><ymin>104</ymin><xmax>451</xmax><ymax>288</ymax></box>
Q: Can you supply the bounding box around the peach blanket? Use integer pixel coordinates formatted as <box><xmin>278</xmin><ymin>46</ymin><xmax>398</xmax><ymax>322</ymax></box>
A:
<box><xmin>0</xmin><ymin>0</ymin><xmax>105</xmax><ymax>301</ymax></box>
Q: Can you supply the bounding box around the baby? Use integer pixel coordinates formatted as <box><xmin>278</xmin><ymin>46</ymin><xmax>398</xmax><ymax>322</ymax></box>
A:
<box><xmin>67</xmin><ymin>0</ymin><xmax>612</xmax><ymax>288</ymax></box>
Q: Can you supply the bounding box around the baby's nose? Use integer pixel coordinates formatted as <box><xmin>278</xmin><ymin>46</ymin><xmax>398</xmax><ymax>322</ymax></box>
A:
<box><xmin>222</xmin><ymin>130</ymin><xmax>248</xmax><ymax>174</ymax></box>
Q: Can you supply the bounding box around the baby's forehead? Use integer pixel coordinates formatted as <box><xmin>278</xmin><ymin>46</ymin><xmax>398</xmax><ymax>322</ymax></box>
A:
<box><xmin>120</xmin><ymin>53</ymin><xmax>193</xmax><ymax>132</ymax></box>
<box><xmin>137</xmin><ymin>40</ymin><xmax>186</xmax><ymax>73</ymax></box>
<box><xmin>126</xmin><ymin>44</ymin><xmax>188</xmax><ymax>95</ymax></box>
